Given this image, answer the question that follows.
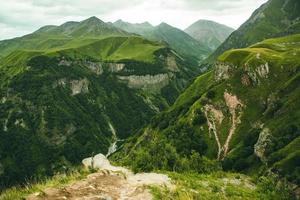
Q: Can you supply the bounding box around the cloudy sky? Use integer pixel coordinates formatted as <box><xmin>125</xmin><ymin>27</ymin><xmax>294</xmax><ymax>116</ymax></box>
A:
<box><xmin>0</xmin><ymin>0</ymin><xmax>268</xmax><ymax>40</ymax></box>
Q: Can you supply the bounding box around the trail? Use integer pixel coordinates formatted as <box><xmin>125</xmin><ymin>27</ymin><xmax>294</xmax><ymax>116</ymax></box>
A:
<box><xmin>27</xmin><ymin>154</ymin><xmax>172</xmax><ymax>200</ymax></box>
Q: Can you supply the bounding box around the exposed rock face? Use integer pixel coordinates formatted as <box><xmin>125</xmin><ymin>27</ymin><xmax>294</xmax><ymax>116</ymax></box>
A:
<box><xmin>84</xmin><ymin>61</ymin><xmax>103</xmax><ymax>75</ymax></box>
<box><xmin>245</xmin><ymin>63</ymin><xmax>270</xmax><ymax>85</ymax></box>
<box><xmin>14</xmin><ymin>119</ymin><xmax>26</xmax><ymax>129</ymax></box>
<box><xmin>203</xmin><ymin>104</ymin><xmax>224</xmax><ymax>159</ymax></box>
<box><xmin>254</xmin><ymin>128</ymin><xmax>271</xmax><ymax>162</ymax></box>
<box><xmin>166</xmin><ymin>56</ymin><xmax>179</xmax><ymax>72</ymax></box>
<box><xmin>222</xmin><ymin>92</ymin><xmax>244</xmax><ymax>157</ymax></box>
<box><xmin>58</xmin><ymin>59</ymin><xmax>72</xmax><ymax>67</ymax></box>
<box><xmin>203</xmin><ymin>92</ymin><xmax>244</xmax><ymax>160</ymax></box>
<box><xmin>108</xmin><ymin>63</ymin><xmax>125</xmax><ymax>73</ymax></box>
<box><xmin>58</xmin><ymin>58</ymin><xmax>103</xmax><ymax>75</ymax></box>
<box><xmin>214</xmin><ymin>63</ymin><xmax>234</xmax><ymax>82</ymax></box>
<box><xmin>52</xmin><ymin>78</ymin><xmax>67</xmax><ymax>88</ymax></box>
<box><xmin>241</xmin><ymin>74</ymin><xmax>251</xmax><ymax>86</ymax></box>
<box><xmin>118</xmin><ymin>74</ymin><xmax>171</xmax><ymax>93</ymax></box>
<box><xmin>70</xmin><ymin>78</ymin><xmax>89</xmax><ymax>95</ymax></box>
<box><xmin>142</xmin><ymin>96</ymin><xmax>160</xmax><ymax>112</ymax></box>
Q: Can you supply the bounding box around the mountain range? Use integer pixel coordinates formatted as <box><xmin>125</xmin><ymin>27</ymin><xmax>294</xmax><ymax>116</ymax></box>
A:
<box><xmin>0</xmin><ymin>0</ymin><xmax>300</xmax><ymax>198</ymax></box>
<box><xmin>0</xmin><ymin>16</ymin><xmax>200</xmax><ymax>188</ymax></box>
<box><xmin>114</xmin><ymin>20</ymin><xmax>212</xmax><ymax>65</ymax></box>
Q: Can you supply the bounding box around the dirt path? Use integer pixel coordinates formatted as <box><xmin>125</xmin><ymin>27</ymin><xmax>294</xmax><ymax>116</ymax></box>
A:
<box><xmin>27</xmin><ymin>154</ymin><xmax>172</xmax><ymax>200</ymax></box>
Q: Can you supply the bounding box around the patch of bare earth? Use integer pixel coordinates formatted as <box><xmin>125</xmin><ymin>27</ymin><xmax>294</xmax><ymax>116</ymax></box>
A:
<box><xmin>203</xmin><ymin>92</ymin><xmax>244</xmax><ymax>160</ymax></box>
<box><xmin>27</xmin><ymin>154</ymin><xmax>172</xmax><ymax>200</ymax></box>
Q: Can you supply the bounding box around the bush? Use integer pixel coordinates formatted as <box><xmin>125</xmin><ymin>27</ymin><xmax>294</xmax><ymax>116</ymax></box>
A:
<box><xmin>206</xmin><ymin>91</ymin><xmax>216</xmax><ymax>99</ymax></box>
<box><xmin>256</xmin><ymin>176</ymin><xmax>295</xmax><ymax>200</ymax></box>
<box><xmin>192</xmin><ymin>113</ymin><xmax>207</xmax><ymax>126</ymax></box>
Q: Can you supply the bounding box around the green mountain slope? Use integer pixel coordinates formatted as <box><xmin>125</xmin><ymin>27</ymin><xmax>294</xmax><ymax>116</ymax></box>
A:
<box><xmin>113</xmin><ymin>20</ymin><xmax>211</xmax><ymax>65</ymax></box>
<box><xmin>184</xmin><ymin>19</ymin><xmax>234</xmax><ymax>51</ymax></box>
<box><xmin>207</xmin><ymin>0</ymin><xmax>300</xmax><ymax>62</ymax></box>
<box><xmin>0</xmin><ymin>19</ymin><xmax>197</xmax><ymax>189</ymax></box>
<box><xmin>0</xmin><ymin>17</ymin><xmax>130</xmax><ymax>59</ymax></box>
<box><xmin>113</xmin><ymin>34</ymin><xmax>300</xmax><ymax>185</ymax></box>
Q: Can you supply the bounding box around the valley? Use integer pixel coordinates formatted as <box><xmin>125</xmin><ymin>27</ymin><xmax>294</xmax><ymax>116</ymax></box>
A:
<box><xmin>0</xmin><ymin>0</ymin><xmax>299</xmax><ymax>199</ymax></box>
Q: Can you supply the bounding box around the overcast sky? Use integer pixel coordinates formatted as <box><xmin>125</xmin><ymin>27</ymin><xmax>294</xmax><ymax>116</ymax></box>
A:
<box><xmin>0</xmin><ymin>0</ymin><xmax>268</xmax><ymax>40</ymax></box>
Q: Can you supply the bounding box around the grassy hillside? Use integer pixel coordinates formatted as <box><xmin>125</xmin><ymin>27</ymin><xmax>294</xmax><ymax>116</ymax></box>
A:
<box><xmin>114</xmin><ymin>21</ymin><xmax>211</xmax><ymax>65</ymax></box>
<box><xmin>207</xmin><ymin>0</ymin><xmax>300</xmax><ymax>62</ymax></box>
<box><xmin>0</xmin><ymin>17</ymin><xmax>130</xmax><ymax>59</ymax></box>
<box><xmin>0</xmin><ymin>29</ymin><xmax>197</xmax><ymax>189</ymax></box>
<box><xmin>113</xmin><ymin>34</ymin><xmax>300</xmax><ymax>186</ymax></box>
<box><xmin>0</xmin><ymin>170</ymin><xmax>294</xmax><ymax>200</ymax></box>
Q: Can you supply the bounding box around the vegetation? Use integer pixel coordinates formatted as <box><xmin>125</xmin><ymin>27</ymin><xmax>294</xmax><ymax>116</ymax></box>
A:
<box><xmin>113</xmin><ymin>34</ymin><xmax>300</xmax><ymax>188</ymax></box>
<box><xmin>0</xmin><ymin>168</ymin><xmax>89</xmax><ymax>200</ymax></box>
<box><xmin>0</xmin><ymin>17</ymin><xmax>199</xmax><ymax>189</ymax></box>
<box><xmin>151</xmin><ymin>172</ymin><xmax>295</xmax><ymax>200</ymax></box>
<box><xmin>207</xmin><ymin>0</ymin><xmax>300</xmax><ymax>62</ymax></box>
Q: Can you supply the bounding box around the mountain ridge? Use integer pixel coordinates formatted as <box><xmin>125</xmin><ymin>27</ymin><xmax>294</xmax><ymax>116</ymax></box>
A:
<box><xmin>184</xmin><ymin>19</ymin><xmax>234</xmax><ymax>51</ymax></box>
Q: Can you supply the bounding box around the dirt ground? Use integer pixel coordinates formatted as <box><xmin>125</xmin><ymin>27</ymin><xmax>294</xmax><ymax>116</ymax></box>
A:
<box><xmin>27</xmin><ymin>154</ymin><xmax>172</xmax><ymax>200</ymax></box>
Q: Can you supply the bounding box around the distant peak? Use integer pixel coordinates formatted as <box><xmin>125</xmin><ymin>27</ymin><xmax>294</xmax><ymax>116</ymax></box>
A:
<box><xmin>115</xmin><ymin>19</ymin><xmax>124</xmax><ymax>23</ymax></box>
<box><xmin>82</xmin><ymin>16</ymin><xmax>104</xmax><ymax>24</ymax></box>
<box><xmin>158</xmin><ymin>22</ymin><xmax>171</xmax><ymax>28</ymax></box>
<box><xmin>141</xmin><ymin>21</ymin><xmax>153</xmax><ymax>27</ymax></box>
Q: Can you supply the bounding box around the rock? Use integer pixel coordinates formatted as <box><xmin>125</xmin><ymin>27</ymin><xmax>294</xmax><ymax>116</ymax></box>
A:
<box><xmin>166</xmin><ymin>55</ymin><xmax>179</xmax><ymax>72</ymax></box>
<box><xmin>53</xmin><ymin>78</ymin><xmax>67</xmax><ymax>88</ymax></box>
<box><xmin>254</xmin><ymin>128</ymin><xmax>272</xmax><ymax>162</ymax></box>
<box><xmin>70</xmin><ymin>78</ymin><xmax>89</xmax><ymax>95</ymax></box>
<box><xmin>58</xmin><ymin>59</ymin><xmax>72</xmax><ymax>66</ymax></box>
<box><xmin>84</xmin><ymin>61</ymin><xmax>103</xmax><ymax>75</ymax></box>
<box><xmin>98</xmin><ymin>194</ymin><xmax>112</xmax><ymax>200</ymax></box>
<box><xmin>214</xmin><ymin>63</ymin><xmax>233</xmax><ymax>82</ymax></box>
<box><xmin>241</xmin><ymin>74</ymin><xmax>251</xmax><ymax>86</ymax></box>
<box><xmin>108</xmin><ymin>63</ymin><xmax>125</xmax><ymax>73</ymax></box>
<box><xmin>245</xmin><ymin>63</ymin><xmax>270</xmax><ymax>86</ymax></box>
<box><xmin>117</xmin><ymin>74</ymin><xmax>171</xmax><ymax>93</ymax></box>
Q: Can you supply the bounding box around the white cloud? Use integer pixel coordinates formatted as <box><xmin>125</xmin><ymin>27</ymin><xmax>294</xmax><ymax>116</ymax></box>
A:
<box><xmin>0</xmin><ymin>0</ymin><xmax>268</xmax><ymax>40</ymax></box>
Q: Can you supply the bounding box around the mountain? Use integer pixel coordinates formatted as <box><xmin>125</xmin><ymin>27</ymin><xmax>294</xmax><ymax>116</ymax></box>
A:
<box><xmin>113</xmin><ymin>20</ymin><xmax>154</xmax><ymax>36</ymax></box>
<box><xmin>113</xmin><ymin>20</ymin><xmax>211</xmax><ymax>65</ymax></box>
<box><xmin>184</xmin><ymin>20</ymin><xmax>234</xmax><ymax>51</ymax></box>
<box><xmin>0</xmin><ymin>17</ymin><xmax>198</xmax><ymax>189</ymax></box>
<box><xmin>0</xmin><ymin>16</ymin><xmax>130</xmax><ymax>59</ymax></box>
<box><xmin>113</xmin><ymin>34</ymin><xmax>300</xmax><ymax>186</ymax></box>
<box><xmin>206</xmin><ymin>0</ymin><xmax>300</xmax><ymax>62</ymax></box>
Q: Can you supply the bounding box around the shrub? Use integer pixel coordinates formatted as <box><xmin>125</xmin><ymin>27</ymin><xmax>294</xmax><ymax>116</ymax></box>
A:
<box><xmin>206</xmin><ymin>91</ymin><xmax>216</xmax><ymax>99</ymax></box>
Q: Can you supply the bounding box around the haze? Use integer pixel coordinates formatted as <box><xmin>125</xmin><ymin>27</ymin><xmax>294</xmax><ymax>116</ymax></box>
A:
<box><xmin>0</xmin><ymin>0</ymin><xmax>268</xmax><ymax>40</ymax></box>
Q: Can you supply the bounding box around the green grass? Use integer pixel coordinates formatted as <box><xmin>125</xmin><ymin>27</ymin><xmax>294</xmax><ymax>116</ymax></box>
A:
<box><xmin>114</xmin><ymin>33</ymin><xmax>300</xmax><ymax>185</ymax></box>
<box><xmin>0</xmin><ymin>168</ymin><xmax>89</xmax><ymax>200</ymax></box>
<box><xmin>150</xmin><ymin>171</ymin><xmax>294</xmax><ymax>200</ymax></box>
<box><xmin>206</xmin><ymin>0</ymin><xmax>300</xmax><ymax>62</ymax></box>
<box><xmin>52</xmin><ymin>36</ymin><xmax>164</xmax><ymax>63</ymax></box>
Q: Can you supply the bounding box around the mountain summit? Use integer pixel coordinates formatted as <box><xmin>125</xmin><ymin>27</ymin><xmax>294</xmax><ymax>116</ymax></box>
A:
<box><xmin>184</xmin><ymin>19</ymin><xmax>234</xmax><ymax>51</ymax></box>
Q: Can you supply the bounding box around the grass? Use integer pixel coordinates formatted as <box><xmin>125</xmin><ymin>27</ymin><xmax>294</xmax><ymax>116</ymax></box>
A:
<box><xmin>0</xmin><ymin>168</ymin><xmax>89</xmax><ymax>200</ymax></box>
<box><xmin>150</xmin><ymin>171</ymin><xmax>293</xmax><ymax>200</ymax></box>
<box><xmin>113</xmin><ymin>33</ymin><xmax>300</xmax><ymax>186</ymax></box>
<box><xmin>53</xmin><ymin>36</ymin><xmax>164</xmax><ymax>63</ymax></box>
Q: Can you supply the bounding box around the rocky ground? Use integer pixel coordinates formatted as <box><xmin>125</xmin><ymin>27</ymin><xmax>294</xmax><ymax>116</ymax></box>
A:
<box><xmin>27</xmin><ymin>154</ymin><xmax>172</xmax><ymax>200</ymax></box>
